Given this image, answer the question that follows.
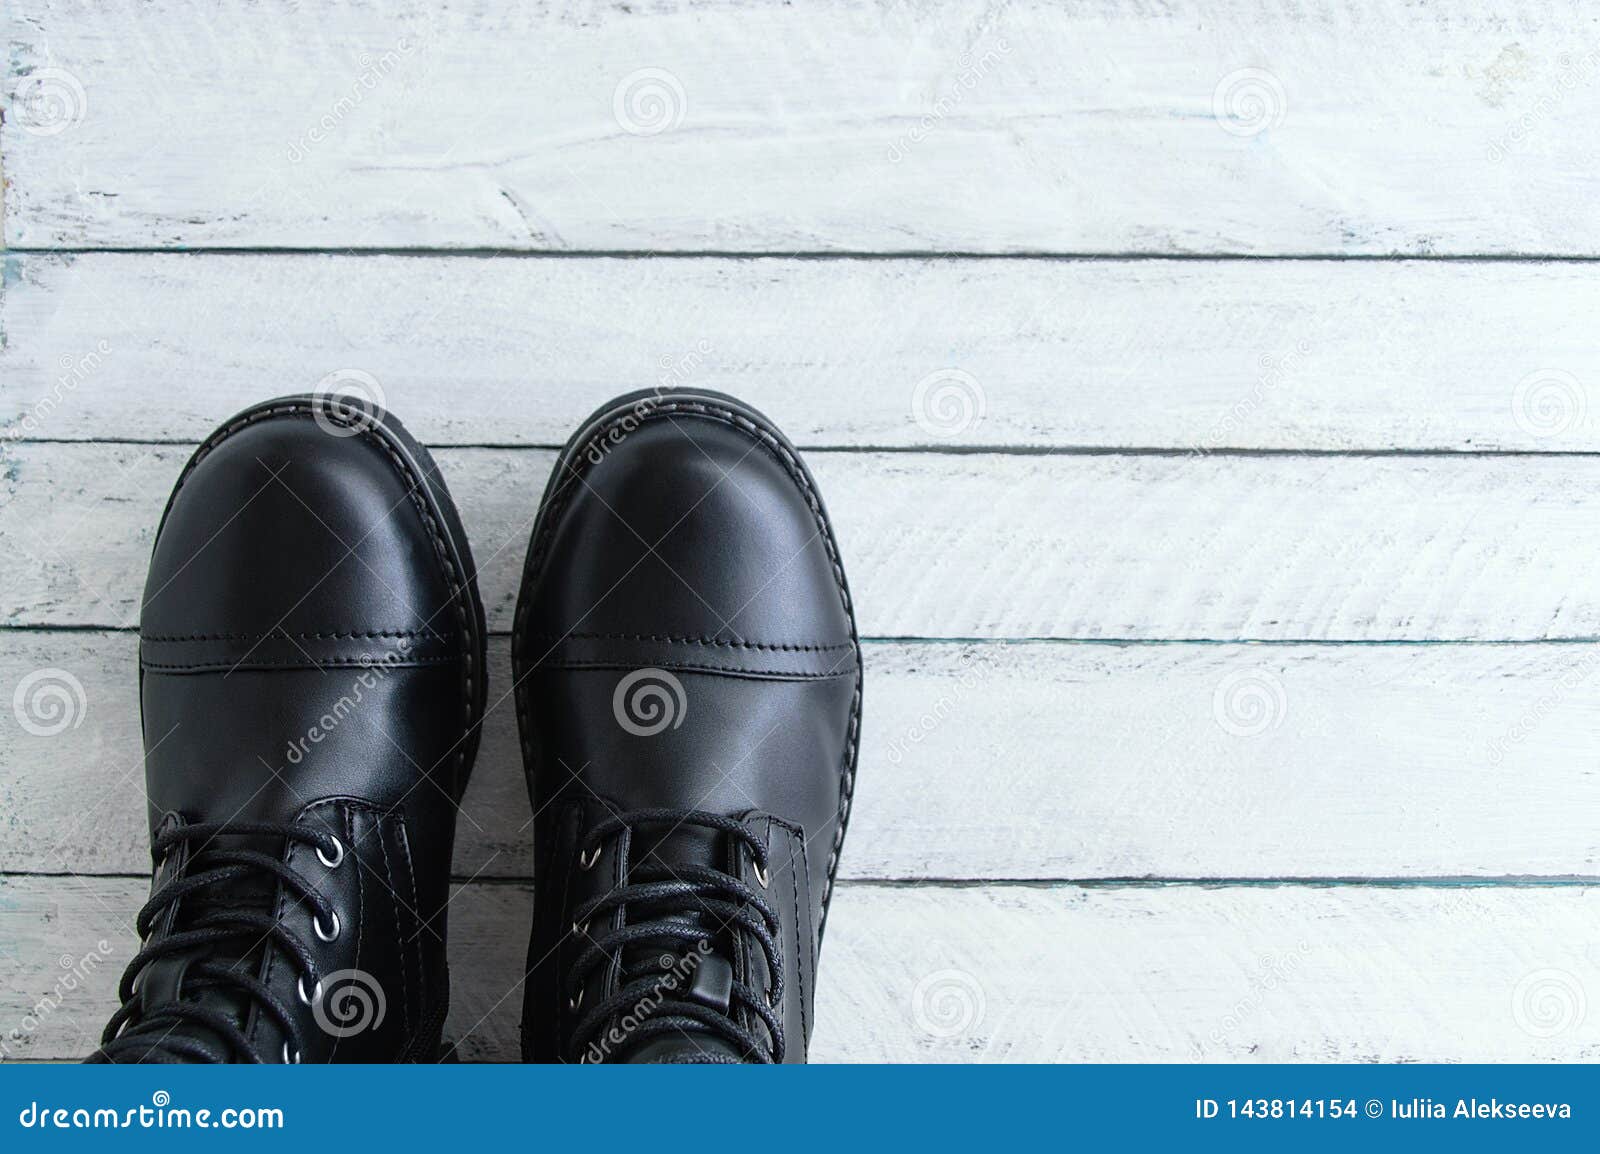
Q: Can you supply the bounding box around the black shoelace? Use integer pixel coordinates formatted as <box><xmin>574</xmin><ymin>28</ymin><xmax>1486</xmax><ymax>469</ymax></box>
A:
<box><xmin>565</xmin><ymin>809</ymin><xmax>785</xmax><ymax>1063</ymax></box>
<box><xmin>89</xmin><ymin>820</ymin><xmax>341</xmax><ymax>1064</ymax></box>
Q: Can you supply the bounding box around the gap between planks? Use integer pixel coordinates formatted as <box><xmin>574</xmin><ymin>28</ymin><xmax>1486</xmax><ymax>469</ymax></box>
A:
<box><xmin>9</xmin><ymin>634</ymin><xmax>1600</xmax><ymax>879</ymax></box>
<box><xmin>8</xmin><ymin>628</ymin><xmax>1600</xmax><ymax>646</ymax></box>
<box><xmin>0</xmin><ymin>872</ymin><xmax>1595</xmax><ymax>888</ymax></box>
<box><xmin>6</xmin><ymin>877</ymin><xmax>1597</xmax><ymax>1061</ymax></box>
<box><xmin>19</xmin><ymin>438</ymin><xmax>1600</xmax><ymax>459</ymax></box>
<box><xmin>11</xmin><ymin>252</ymin><xmax>1600</xmax><ymax>451</ymax></box>
<box><xmin>18</xmin><ymin>248</ymin><xmax>1600</xmax><ymax>262</ymax></box>
<box><xmin>14</xmin><ymin>444</ymin><xmax>1600</xmax><ymax>640</ymax></box>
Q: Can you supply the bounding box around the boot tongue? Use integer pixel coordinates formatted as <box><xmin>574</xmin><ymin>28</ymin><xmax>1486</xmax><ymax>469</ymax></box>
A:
<box><xmin>611</xmin><ymin>823</ymin><xmax>748</xmax><ymax>1062</ymax></box>
<box><xmin>133</xmin><ymin>831</ymin><xmax>284</xmax><ymax>1060</ymax></box>
<box><xmin>629</xmin><ymin>822</ymin><xmax>722</xmax><ymax>876</ymax></box>
<box><xmin>621</xmin><ymin>823</ymin><xmax>725</xmax><ymax>968</ymax></box>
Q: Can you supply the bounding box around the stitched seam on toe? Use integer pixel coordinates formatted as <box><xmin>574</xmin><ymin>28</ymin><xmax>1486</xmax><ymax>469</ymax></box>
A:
<box><xmin>512</xmin><ymin>396</ymin><xmax>863</xmax><ymax>940</ymax></box>
<box><xmin>142</xmin><ymin>656</ymin><xmax>456</xmax><ymax>672</ymax></box>
<box><xmin>526</xmin><ymin>658</ymin><xmax>853</xmax><ymax>679</ymax></box>
<box><xmin>156</xmin><ymin>400</ymin><xmax>477</xmax><ymax>796</ymax></box>
<box><xmin>142</xmin><ymin>629</ymin><xmax>446</xmax><ymax>643</ymax></box>
<box><xmin>524</xmin><ymin>631</ymin><xmax>853</xmax><ymax>653</ymax></box>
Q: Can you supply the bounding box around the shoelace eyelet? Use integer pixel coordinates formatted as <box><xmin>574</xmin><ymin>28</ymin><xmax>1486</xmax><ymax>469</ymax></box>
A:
<box><xmin>313</xmin><ymin>910</ymin><xmax>341</xmax><ymax>942</ymax></box>
<box><xmin>572</xmin><ymin>918</ymin><xmax>590</xmax><ymax>936</ymax></box>
<box><xmin>297</xmin><ymin>976</ymin><xmax>322</xmax><ymax>1006</ymax></box>
<box><xmin>577</xmin><ymin>846</ymin><xmax>601</xmax><ymax>871</ymax></box>
<box><xmin>282</xmin><ymin>1043</ymin><xmax>300</xmax><ymax>1064</ymax></box>
<box><xmin>752</xmin><ymin>861</ymin><xmax>770</xmax><ymax>889</ymax></box>
<box><xmin>317</xmin><ymin>837</ymin><xmax>344</xmax><ymax>869</ymax></box>
<box><xmin>568</xmin><ymin>988</ymin><xmax>584</xmax><ymax>1012</ymax></box>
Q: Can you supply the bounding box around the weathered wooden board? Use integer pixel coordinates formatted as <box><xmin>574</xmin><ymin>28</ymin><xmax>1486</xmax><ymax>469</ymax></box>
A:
<box><xmin>9</xmin><ymin>2</ymin><xmax>1600</xmax><ymax>253</ymax></box>
<box><xmin>4</xmin><ymin>877</ymin><xmax>1595</xmax><ymax>1062</ymax></box>
<box><xmin>6</xmin><ymin>0</ymin><xmax>1596</xmax><ymax>1072</ymax></box>
<box><xmin>5</xmin><ymin>632</ymin><xmax>1598</xmax><ymax>880</ymax></box>
<box><xmin>7</xmin><ymin>443</ymin><xmax>1600</xmax><ymax>640</ymax></box>
<box><xmin>8</xmin><ymin>253</ymin><xmax>1600</xmax><ymax>451</ymax></box>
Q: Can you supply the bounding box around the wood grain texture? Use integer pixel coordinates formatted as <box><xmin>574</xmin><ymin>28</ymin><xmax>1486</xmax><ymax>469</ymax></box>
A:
<box><xmin>8</xmin><ymin>2</ymin><xmax>1600</xmax><ymax>253</ymax></box>
<box><xmin>5</xmin><ymin>632</ymin><xmax>1598</xmax><ymax>880</ymax></box>
<box><xmin>4</xmin><ymin>876</ymin><xmax>1596</xmax><ymax>1062</ymax></box>
<box><xmin>8</xmin><ymin>442</ymin><xmax>1600</xmax><ymax>640</ymax></box>
<box><xmin>8</xmin><ymin>252</ymin><xmax>1600</xmax><ymax>451</ymax></box>
<box><xmin>5</xmin><ymin>0</ymin><xmax>1595</xmax><ymax>1070</ymax></box>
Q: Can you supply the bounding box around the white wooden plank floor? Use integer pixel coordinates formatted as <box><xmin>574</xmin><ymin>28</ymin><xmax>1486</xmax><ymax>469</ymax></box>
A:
<box><xmin>3</xmin><ymin>1</ymin><xmax>1599</xmax><ymax>1063</ymax></box>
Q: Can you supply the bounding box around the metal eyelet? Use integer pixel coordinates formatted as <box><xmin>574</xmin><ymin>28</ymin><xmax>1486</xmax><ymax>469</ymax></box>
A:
<box><xmin>314</xmin><ymin>910</ymin><xmax>341</xmax><ymax>942</ymax></box>
<box><xmin>297</xmin><ymin>976</ymin><xmax>322</xmax><ymax>1006</ymax></box>
<box><xmin>316</xmin><ymin>837</ymin><xmax>344</xmax><ymax>869</ymax></box>
<box><xmin>577</xmin><ymin>846</ymin><xmax>601</xmax><ymax>871</ymax></box>
<box><xmin>572</xmin><ymin>919</ymin><xmax>590</xmax><ymax>936</ymax></box>
<box><xmin>752</xmin><ymin>861</ymin><xmax>770</xmax><ymax>889</ymax></box>
<box><xmin>568</xmin><ymin>988</ymin><xmax>584</xmax><ymax>1012</ymax></box>
<box><xmin>283</xmin><ymin>1043</ymin><xmax>300</xmax><ymax>1064</ymax></box>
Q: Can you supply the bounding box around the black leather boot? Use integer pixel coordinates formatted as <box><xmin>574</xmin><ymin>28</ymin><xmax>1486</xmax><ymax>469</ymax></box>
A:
<box><xmin>89</xmin><ymin>395</ymin><xmax>486</xmax><ymax>1063</ymax></box>
<box><xmin>513</xmin><ymin>388</ymin><xmax>862</xmax><ymax>1063</ymax></box>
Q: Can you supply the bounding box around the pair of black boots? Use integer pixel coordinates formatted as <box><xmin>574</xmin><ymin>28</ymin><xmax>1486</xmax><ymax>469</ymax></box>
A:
<box><xmin>89</xmin><ymin>389</ymin><xmax>862</xmax><ymax>1064</ymax></box>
